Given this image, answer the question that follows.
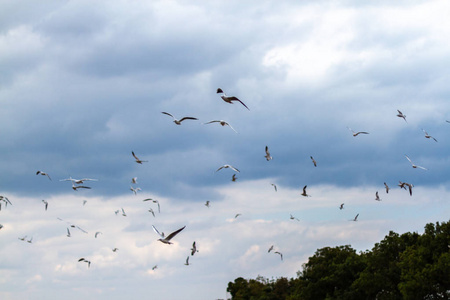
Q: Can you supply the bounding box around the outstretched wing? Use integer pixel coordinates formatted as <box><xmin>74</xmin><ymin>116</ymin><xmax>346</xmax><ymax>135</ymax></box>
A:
<box><xmin>165</xmin><ymin>226</ymin><xmax>186</xmax><ymax>241</ymax></box>
<box><xmin>152</xmin><ymin>225</ymin><xmax>165</xmax><ymax>239</ymax></box>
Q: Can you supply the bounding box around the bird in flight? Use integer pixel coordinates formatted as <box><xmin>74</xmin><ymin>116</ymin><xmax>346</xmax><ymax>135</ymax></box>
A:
<box><xmin>399</xmin><ymin>181</ymin><xmax>414</xmax><ymax>196</ymax></box>
<box><xmin>310</xmin><ymin>156</ymin><xmax>317</xmax><ymax>167</ymax></box>
<box><xmin>184</xmin><ymin>256</ymin><xmax>190</xmax><ymax>266</ymax></box>
<box><xmin>121</xmin><ymin>208</ymin><xmax>127</xmax><ymax>217</ymax></box>
<box><xmin>191</xmin><ymin>241</ymin><xmax>199</xmax><ymax>256</ymax></box>
<box><xmin>351</xmin><ymin>214</ymin><xmax>359</xmax><ymax>221</ymax></box>
<box><xmin>384</xmin><ymin>182</ymin><xmax>390</xmax><ymax>193</ymax></box>
<box><xmin>375</xmin><ymin>191</ymin><xmax>381</xmax><ymax>201</ymax></box>
<box><xmin>204</xmin><ymin>120</ymin><xmax>237</xmax><ymax>133</ymax></box>
<box><xmin>66</xmin><ymin>228</ymin><xmax>71</xmax><ymax>237</ymax></box>
<box><xmin>161</xmin><ymin>112</ymin><xmax>198</xmax><ymax>125</ymax></box>
<box><xmin>274</xmin><ymin>251</ymin><xmax>283</xmax><ymax>261</ymax></box>
<box><xmin>405</xmin><ymin>155</ymin><xmax>427</xmax><ymax>170</ymax></box>
<box><xmin>339</xmin><ymin>203</ymin><xmax>344</xmax><ymax>210</ymax></box>
<box><xmin>301</xmin><ymin>185</ymin><xmax>310</xmax><ymax>197</ymax></box>
<box><xmin>397</xmin><ymin>110</ymin><xmax>407</xmax><ymax>122</ymax></box>
<box><xmin>216</xmin><ymin>164</ymin><xmax>240</xmax><ymax>173</ymax></box>
<box><xmin>78</xmin><ymin>258</ymin><xmax>91</xmax><ymax>268</ymax></box>
<box><xmin>422</xmin><ymin>129</ymin><xmax>438</xmax><ymax>142</ymax></box>
<box><xmin>148</xmin><ymin>208</ymin><xmax>155</xmax><ymax>217</ymax></box>
<box><xmin>271</xmin><ymin>183</ymin><xmax>277</xmax><ymax>192</ymax></box>
<box><xmin>216</xmin><ymin>88</ymin><xmax>250</xmax><ymax>110</ymax></box>
<box><xmin>290</xmin><ymin>214</ymin><xmax>300</xmax><ymax>221</ymax></box>
<box><xmin>234</xmin><ymin>213</ymin><xmax>242</xmax><ymax>219</ymax></box>
<box><xmin>131</xmin><ymin>177</ymin><xmax>138</xmax><ymax>184</ymax></box>
<box><xmin>132</xmin><ymin>151</ymin><xmax>148</xmax><ymax>164</ymax></box>
<box><xmin>60</xmin><ymin>177</ymin><xmax>98</xmax><ymax>184</ymax></box>
<box><xmin>95</xmin><ymin>232</ymin><xmax>102</xmax><ymax>238</ymax></box>
<box><xmin>130</xmin><ymin>186</ymin><xmax>141</xmax><ymax>195</ymax></box>
<box><xmin>205</xmin><ymin>201</ymin><xmax>210</xmax><ymax>208</ymax></box>
<box><xmin>152</xmin><ymin>265</ymin><xmax>158</xmax><ymax>270</ymax></box>
<box><xmin>268</xmin><ymin>245</ymin><xmax>274</xmax><ymax>253</ymax></box>
<box><xmin>18</xmin><ymin>235</ymin><xmax>27</xmax><ymax>241</ymax></box>
<box><xmin>112</xmin><ymin>248</ymin><xmax>119</xmax><ymax>252</ymax></box>
<box><xmin>42</xmin><ymin>199</ymin><xmax>48</xmax><ymax>211</ymax></box>
<box><xmin>347</xmin><ymin>127</ymin><xmax>369</xmax><ymax>137</ymax></box>
<box><xmin>143</xmin><ymin>199</ymin><xmax>161</xmax><ymax>213</ymax></box>
<box><xmin>264</xmin><ymin>146</ymin><xmax>273</xmax><ymax>161</ymax></box>
<box><xmin>231</xmin><ymin>174</ymin><xmax>237</xmax><ymax>182</ymax></box>
<box><xmin>152</xmin><ymin>225</ymin><xmax>186</xmax><ymax>244</ymax></box>
<box><xmin>36</xmin><ymin>171</ymin><xmax>51</xmax><ymax>180</ymax></box>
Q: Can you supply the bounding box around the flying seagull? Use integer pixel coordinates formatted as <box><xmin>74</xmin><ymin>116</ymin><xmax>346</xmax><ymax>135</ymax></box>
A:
<box><xmin>36</xmin><ymin>171</ymin><xmax>51</xmax><ymax>180</ymax></box>
<box><xmin>161</xmin><ymin>112</ymin><xmax>198</xmax><ymax>125</ymax></box>
<box><xmin>347</xmin><ymin>127</ymin><xmax>369</xmax><ymax>137</ymax></box>
<box><xmin>82</xmin><ymin>200</ymin><xmax>87</xmax><ymax>206</ymax></box>
<box><xmin>152</xmin><ymin>225</ymin><xmax>186</xmax><ymax>245</ymax></box>
<box><xmin>375</xmin><ymin>191</ymin><xmax>381</xmax><ymax>201</ymax></box>
<box><xmin>274</xmin><ymin>251</ymin><xmax>283</xmax><ymax>261</ymax></box>
<box><xmin>397</xmin><ymin>110</ymin><xmax>407</xmax><ymax>122</ymax></box>
<box><xmin>231</xmin><ymin>174</ymin><xmax>237</xmax><ymax>182</ymax></box>
<box><xmin>191</xmin><ymin>241</ymin><xmax>199</xmax><ymax>256</ymax></box>
<box><xmin>27</xmin><ymin>237</ymin><xmax>33</xmax><ymax>243</ymax></box>
<box><xmin>143</xmin><ymin>199</ymin><xmax>161</xmax><ymax>213</ymax></box>
<box><xmin>216</xmin><ymin>88</ymin><xmax>250</xmax><ymax>110</ymax></box>
<box><xmin>42</xmin><ymin>199</ymin><xmax>48</xmax><ymax>211</ymax></box>
<box><xmin>205</xmin><ymin>201</ymin><xmax>210</xmax><ymax>208</ymax></box>
<box><xmin>112</xmin><ymin>248</ymin><xmax>119</xmax><ymax>252</ymax></box>
<box><xmin>121</xmin><ymin>208</ymin><xmax>127</xmax><ymax>217</ymax></box>
<box><xmin>422</xmin><ymin>129</ymin><xmax>438</xmax><ymax>142</ymax></box>
<box><xmin>95</xmin><ymin>232</ymin><xmax>102</xmax><ymax>238</ymax></box>
<box><xmin>264</xmin><ymin>146</ymin><xmax>272</xmax><ymax>161</ymax></box>
<box><xmin>301</xmin><ymin>185</ymin><xmax>310</xmax><ymax>197</ymax></box>
<box><xmin>204</xmin><ymin>120</ymin><xmax>238</xmax><ymax>133</ymax></box>
<box><xmin>339</xmin><ymin>203</ymin><xmax>344</xmax><ymax>210</ymax></box>
<box><xmin>268</xmin><ymin>245</ymin><xmax>274</xmax><ymax>253</ymax></box>
<box><xmin>131</xmin><ymin>177</ymin><xmax>138</xmax><ymax>184</ymax></box>
<box><xmin>216</xmin><ymin>164</ymin><xmax>240</xmax><ymax>173</ymax></box>
<box><xmin>271</xmin><ymin>183</ymin><xmax>277</xmax><ymax>192</ymax></box>
<box><xmin>78</xmin><ymin>258</ymin><xmax>91</xmax><ymax>268</ymax></box>
<box><xmin>152</xmin><ymin>265</ymin><xmax>158</xmax><ymax>270</ymax></box>
<box><xmin>130</xmin><ymin>186</ymin><xmax>141</xmax><ymax>195</ymax></box>
<box><xmin>310</xmin><ymin>156</ymin><xmax>317</xmax><ymax>167</ymax></box>
<box><xmin>384</xmin><ymin>182</ymin><xmax>390</xmax><ymax>193</ymax></box>
<box><xmin>290</xmin><ymin>214</ymin><xmax>300</xmax><ymax>221</ymax></box>
<box><xmin>399</xmin><ymin>181</ymin><xmax>414</xmax><ymax>196</ymax></box>
<box><xmin>60</xmin><ymin>177</ymin><xmax>98</xmax><ymax>184</ymax></box>
<box><xmin>66</xmin><ymin>228</ymin><xmax>71</xmax><ymax>237</ymax></box>
<box><xmin>405</xmin><ymin>154</ymin><xmax>427</xmax><ymax>170</ymax></box>
<box><xmin>351</xmin><ymin>214</ymin><xmax>359</xmax><ymax>221</ymax></box>
<box><xmin>148</xmin><ymin>208</ymin><xmax>155</xmax><ymax>217</ymax></box>
<box><xmin>18</xmin><ymin>235</ymin><xmax>27</xmax><ymax>241</ymax></box>
<box><xmin>132</xmin><ymin>151</ymin><xmax>148</xmax><ymax>164</ymax></box>
<box><xmin>234</xmin><ymin>213</ymin><xmax>242</xmax><ymax>219</ymax></box>
<box><xmin>184</xmin><ymin>256</ymin><xmax>190</xmax><ymax>266</ymax></box>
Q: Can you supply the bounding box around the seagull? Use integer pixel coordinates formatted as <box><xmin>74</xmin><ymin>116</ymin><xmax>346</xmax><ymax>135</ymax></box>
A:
<box><xmin>0</xmin><ymin>196</ymin><xmax>12</xmax><ymax>207</ymax></box>
<box><xmin>339</xmin><ymin>203</ymin><xmax>344</xmax><ymax>210</ymax></box>
<box><xmin>301</xmin><ymin>185</ymin><xmax>310</xmax><ymax>197</ymax></box>
<box><xmin>268</xmin><ymin>245</ymin><xmax>274</xmax><ymax>253</ymax></box>
<box><xmin>347</xmin><ymin>127</ymin><xmax>369</xmax><ymax>137</ymax></box>
<box><xmin>148</xmin><ymin>208</ymin><xmax>155</xmax><ymax>217</ymax></box>
<box><xmin>216</xmin><ymin>88</ymin><xmax>250</xmax><ymax>110</ymax></box>
<box><xmin>274</xmin><ymin>251</ymin><xmax>283</xmax><ymax>261</ymax></box>
<box><xmin>112</xmin><ymin>248</ymin><xmax>119</xmax><ymax>252</ymax></box>
<box><xmin>375</xmin><ymin>191</ymin><xmax>381</xmax><ymax>201</ymax></box>
<box><xmin>422</xmin><ymin>129</ymin><xmax>438</xmax><ymax>142</ymax></box>
<box><xmin>132</xmin><ymin>151</ymin><xmax>148</xmax><ymax>164</ymax></box>
<box><xmin>397</xmin><ymin>110</ymin><xmax>407</xmax><ymax>122</ymax></box>
<box><xmin>57</xmin><ymin>218</ymin><xmax>88</xmax><ymax>234</ymax></box>
<box><xmin>152</xmin><ymin>225</ymin><xmax>186</xmax><ymax>245</ymax></box>
<box><xmin>264</xmin><ymin>146</ymin><xmax>272</xmax><ymax>161</ymax></box>
<box><xmin>66</xmin><ymin>228</ymin><xmax>71</xmax><ymax>237</ymax></box>
<box><xmin>71</xmin><ymin>182</ymin><xmax>91</xmax><ymax>191</ymax></box>
<box><xmin>234</xmin><ymin>213</ymin><xmax>241</xmax><ymax>219</ymax></box>
<box><xmin>231</xmin><ymin>174</ymin><xmax>237</xmax><ymax>182</ymax></box>
<box><xmin>131</xmin><ymin>177</ymin><xmax>138</xmax><ymax>184</ymax></box>
<box><xmin>204</xmin><ymin>120</ymin><xmax>238</xmax><ymax>133</ymax></box>
<box><xmin>121</xmin><ymin>208</ymin><xmax>127</xmax><ymax>217</ymax></box>
<box><xmin>78</xmin><ymin>258</ymin><xmax>91</xmax><ymax>268</ymax></box>
<box><xmin>95</xmin><ymin>232</ymin><xmax>102</xmax><ymax>238</ymax></box>
<box><xmin>130</xmin><ymin>186</ymin><xmax>141</xmax><ymax>195</ymax></box>
<box><xmin>271</xmin><ymin>183</ymin><xmax>277</xmax><ymax>192</ymax></box>
<box><xmin>82</xmin><ymin>200</ymin><xmax>87</xmax><ymax>206</ymax></box>
<box><xmin>114</xmin><ymin>210</ymin><xmax>120</xmax><ymax>215</ymax></box>
<box><xmin>191</xmin><ymin>241</ymin><xmax>199</xmax><ymax>256</ymax></box>
<box><xmin>310</xmin><ymin>156</ymin><xmax>317</xmax><ymax>167</ymax></box>
<box><xmin>405</xmin><ymin>154</ymin><xmax>427</xmax><ymax>170</ymax></box>
<box><xmin>399</xmin><ymin>182</ymin><xmax>414</xmax><ymax>196</ymax></box>
<box><xmin>42</xmin><ymin>199</ymin><xmax>48</xmax><ymax>211</ymax></box>
<box><xmin>27</xmin><ymin>237</ymin><xmax>33</xmax><ymax>243</ymax></box>
<box><xmin>18</xmin><ymin>235</ymin><xmax>27</xmax><ymax>241</ymax></box>
<box><xmin>36</xmin><ymin>171</ymin><xmax>51</xmax><ymax>180</ymax></box>
<box><xmin>351</xmin><ymin>214</ymin><xmax>359</xmax><ymax>221</ymax></box>
<box><xmin>216</xmin><ymin>164</ymin><xmax>240</xmax><ymax>173</ymax></box>
<box><xmin>152</xmin><ymin>265</ymin><xmax>158</xmax><ymax>270</ymax></box>
<box><xmin>161</xmin><ymin>112</ymin><xmax>198</xmax><ymax>125</ymax></box>
<box><xmin>184</xmin><ymin>256</ymin><xmax>190</xmax><ymax>266</ymax></box>
<box><xmin>60</xmin><ymin>177</ymin><xmax>98</xmax><ymax>184</ymax></box>
<box><xmin>143</xmin><ymin>199</ymin><xmax>161</xmax><ymax>213</ymax></box>
<box><xmin>205</xmin><ymin>201</ymin><xmax>210</xmax><ymax>208</ymax></box>
<box><xmin>384</xmin><ymin>182</ymin><xmax>390</xmax><ymax>193</ymax></box>
<box><xmin>290</xmin><ymin>214</ymin><xmax>300</xmax><ymax>221</ymax></box>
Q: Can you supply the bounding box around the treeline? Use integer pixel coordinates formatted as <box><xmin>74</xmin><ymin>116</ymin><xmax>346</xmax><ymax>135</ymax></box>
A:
<box><xmin>227</xmin><ymin>220</ymin><xmax>450</xmax><ymax>299</ymax></box>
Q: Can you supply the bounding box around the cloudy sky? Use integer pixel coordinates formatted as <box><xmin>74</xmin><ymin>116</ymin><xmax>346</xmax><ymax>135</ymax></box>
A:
<box><xmin>1</xmin><ymin>0</ymin><xmax>450</xmax><ymax>299</ymax></box>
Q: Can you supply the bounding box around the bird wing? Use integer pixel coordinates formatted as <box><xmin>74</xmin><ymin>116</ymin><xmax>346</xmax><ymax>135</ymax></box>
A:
<box><xmin>165</xmin><ymin>226</ymin><xmax>186</xmax><ymax>241</ymax></box>
<box><xmin>234</xmin><ymin>98</ymin><xmax>250</xmax><ymax>110</ymax></box>
<box><xmin>229</xmin><ymin>165</ymin><xmax>240</xmax><ymax>172</ymax></box>
<box><xmin>132</xmin><ymin>151</ymin><xmax>139</xmax><ymax>160</ymax></box>
<box><xmin>161</xmin><ymin>112</ymin><xmax>174</xmax><ymax>119</ymax></box>
<box><xmin>405</xmin><ymin>155</ymin><xmax>413</xmax><ymax>164</ymax></box>
<box><xmin>152</xmin><ymin>225</ymin><xmax>165</xmax><ymax>239</ymax></box>
<box><xmin>204</xmin><ymin>120</ymin><xmax>219</xmax><ymax>124</ymax></box>
<box><xmin>179</xmin><ymin>117</ymin><xmax>198</xmax><ymax>122</ymax></box>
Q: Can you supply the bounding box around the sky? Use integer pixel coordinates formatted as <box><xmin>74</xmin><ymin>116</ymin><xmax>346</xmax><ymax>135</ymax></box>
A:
<box><xmin>1</xmin><ymin>0</ymin><xmax>450</xmax><ymax>299</ymax></box>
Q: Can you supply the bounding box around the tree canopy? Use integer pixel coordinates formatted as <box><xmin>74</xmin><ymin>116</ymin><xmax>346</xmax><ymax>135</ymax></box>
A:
<box><xmin>227</xmin><ymin>220</ymin><xmax>450</xmax><ymax>300</ymax></box>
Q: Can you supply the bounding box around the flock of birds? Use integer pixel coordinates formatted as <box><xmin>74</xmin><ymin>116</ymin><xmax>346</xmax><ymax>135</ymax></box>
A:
<box><xmin>0</xmin><ymin>92</ymin><xmax>447</xmax><ymax>273</ymax></box>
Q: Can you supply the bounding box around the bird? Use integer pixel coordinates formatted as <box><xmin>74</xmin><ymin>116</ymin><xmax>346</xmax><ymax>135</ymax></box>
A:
<box><xmin>274</xmin><ymin>251</ymin><xmax>283</xmax><ymax>261</ymax></box>
<box><xmin>132</xmin><ymin>151</ymin><xmax>148</xmax><ymax>164</ymax></box>
<box><xmin>310</xmin><ymin>156</ymin><xmax>317</xmax><ymax>167</ymax></box>
<box><xmin>152</xmin><ymin>225</ymin><xmax>186</xmax><ymax>245</ymax></box>
<box><xmin>384</xmin><ymin>182</ymin><xmax>390</xmax><ymax>193</ymax></box>
<box><xmin>271</xmin><ymin>183</ymin><xmax>277</xmax><ymax>192</ymax></box>
<box><xmin>82</xmin><ymin>200</ymin><xmax>87</xmax><ymax>206</ymax></box>
<box><xmin>347</xmin><ymin>127</ymin><xmax>369</xmax><ymax>137</ymax></box>
<box><xmin>290</xmin><ymin>214</ymin><xmax>300</xmax><ymax>221</ymax></box>
<box><xmin>143</xmin><ymin>199</ymin><xmax>161</xmax><ymax>213</ymax></box>
<box><xmin>121</xmin><ymin>208</ymin><xmax>127</xmax><ymax>217</ymax></box>
<box><xmin>375</xmin><ymin>191</ymin><xmax>381</xmax><ymax>201</ymax></box>
<box><xmin>18</xmin><ymin>235</ymin><xmax>27</xmax><ymax>241</ymax></box>
<box><xmin>57</xmin><ymin>218</ymin><xmax>88</xmax><ymax>234</ymax></box>
<box><xmin>405</xmin><ymin>155</ymin><xmax>427</xmax><ymax>170</ymax></box>
<box><xmin>205</xmin><ymin>201</ymin><xmax>210</xmax><ymax>208</ymax></box>
<box><xmin>184</xmin><ymin>256</ymin><xmax>190</xmax><ymax>266</ymax></box>
<box><xmin>36</xmin><ymin>171</ymin><xmax>51</xmax><ymax>180</ymax></box>
<box><xmin>268</xmin><ymin>245</ymin><xmax>274</xmax><ymax>253</ymax></box>
<box><xmin>78</xmin><ymin>258</ymin><xmax>91</xmax><ymax>268</ymax></box>
<box><xmin>397</xmin><ymin>110</ymin><xmax>407</xmax><ymax>122</ymax></box>
<box><xmin>27</xmin><ymin>237</ymin><xmax>33</xmax><ymax>243</ymax></box>
<box><xmin>112</xmin><ymin>248</ymin><xmax>119</xmax><ymax>252</ymax></box>
<box><xmin>0</xmin><ymin>196</ymin><xmax>12</xmax><ymax>207</ymax></box>
<box><xmin>60</xmin><ymin>177</ymin><xmax>98</xmax><ymax>184</ymax></box>
<box><xmin>204</xmin><ymin>120</ymin><xmax>238</xmax><ymax>133</ymax></box>
<box><xmin>422</xmin><ymin>129</ymin><xmax>438</xmax><ymax>142</ymax></box>
<box><xmin>71</xmin><ymin>182</ymin><xmax>91</xmax><ymax>191</ymax></box>
<box><xmin>95</xmin><ymin>232</ymin><xmax>102</xmax><ymax>238</ymax></box>
<box><xmin>161</xmin><ymin>112</ymin><xmax>198</xmax><ymax>125</ymax></box>
<box><xmin>148</xmin><ymin>208</ymin><xmax>155</xmax><ymax>217</ymax></box>
<box><xmin>231</xmin><ymin>174</ymin><xmax>237</xmax><ymax>182</ymax></box>
<box><xmin>234</xmin><ymin>213</ymin><xmax>241</xmax><ymax>219</ymax></box>
<box><xmin>130</xmin><ymin>186</ymin><xmax>141</xmax><ymax>195</ymax></box>
<box><xmin>351</xmin><ymin>214</ymin><xmax>359</xmax><ymax>221</ymax></box>
<box><xmin>191</xmin><ymin>241</ymin><xmax>199</xmax><ymax>256</ymax></box>
<box><xmin>339</xmin><ymin>203</ymin><xmax>344</xmax><ymax>210</ymax></box>
<box><xmin>131</xmin><ymin>177</ymin><xmax>138</xmax><ymax>184</ymax></box>
<box><xmin>301</xmin><ymin>185</ymin><xmax>310</xmax><ymax>197</ymax></box>
<box><xmin>216</xmin><ymin>164</ymin><xmax>240</xmax><ymax>173</ymax></box>
<box><xmin>152</xmin><ymin>265</ymin><xmax>158</xmax><ymax>270</ymax></box>
<box><xmin>216</xmin><ymin>88</ymin><xmax>250</xmax><ymax>110</ymax></box>
<box><xmin>66</xmin><ymin>228</ymin><xmax>71</xmax><ymax>237</ymax></box>
<box><xmin>42</xmin><ymin>199</ymin><xmax>48</xmax><ymax>211</ymax></box>
<box><xmin>114</xmin><ymin>210</ymin><xmax>120</xmax><ymax>215</ymax></box>
<box><xmin>264</xmin><ymin>146</ymin><xmax>272</xmax><ymax>161</ymax></box>
<box><xmin>398</xmin><ymin>181</ymin><xmax>414</xmax><ymax>196</ymax></box>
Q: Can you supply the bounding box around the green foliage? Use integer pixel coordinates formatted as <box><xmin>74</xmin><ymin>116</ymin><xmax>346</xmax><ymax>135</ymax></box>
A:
<box><xmin>227</xmin><ymin>220</ymin><xmax>450</xmax><ymax>300</ymax></box>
